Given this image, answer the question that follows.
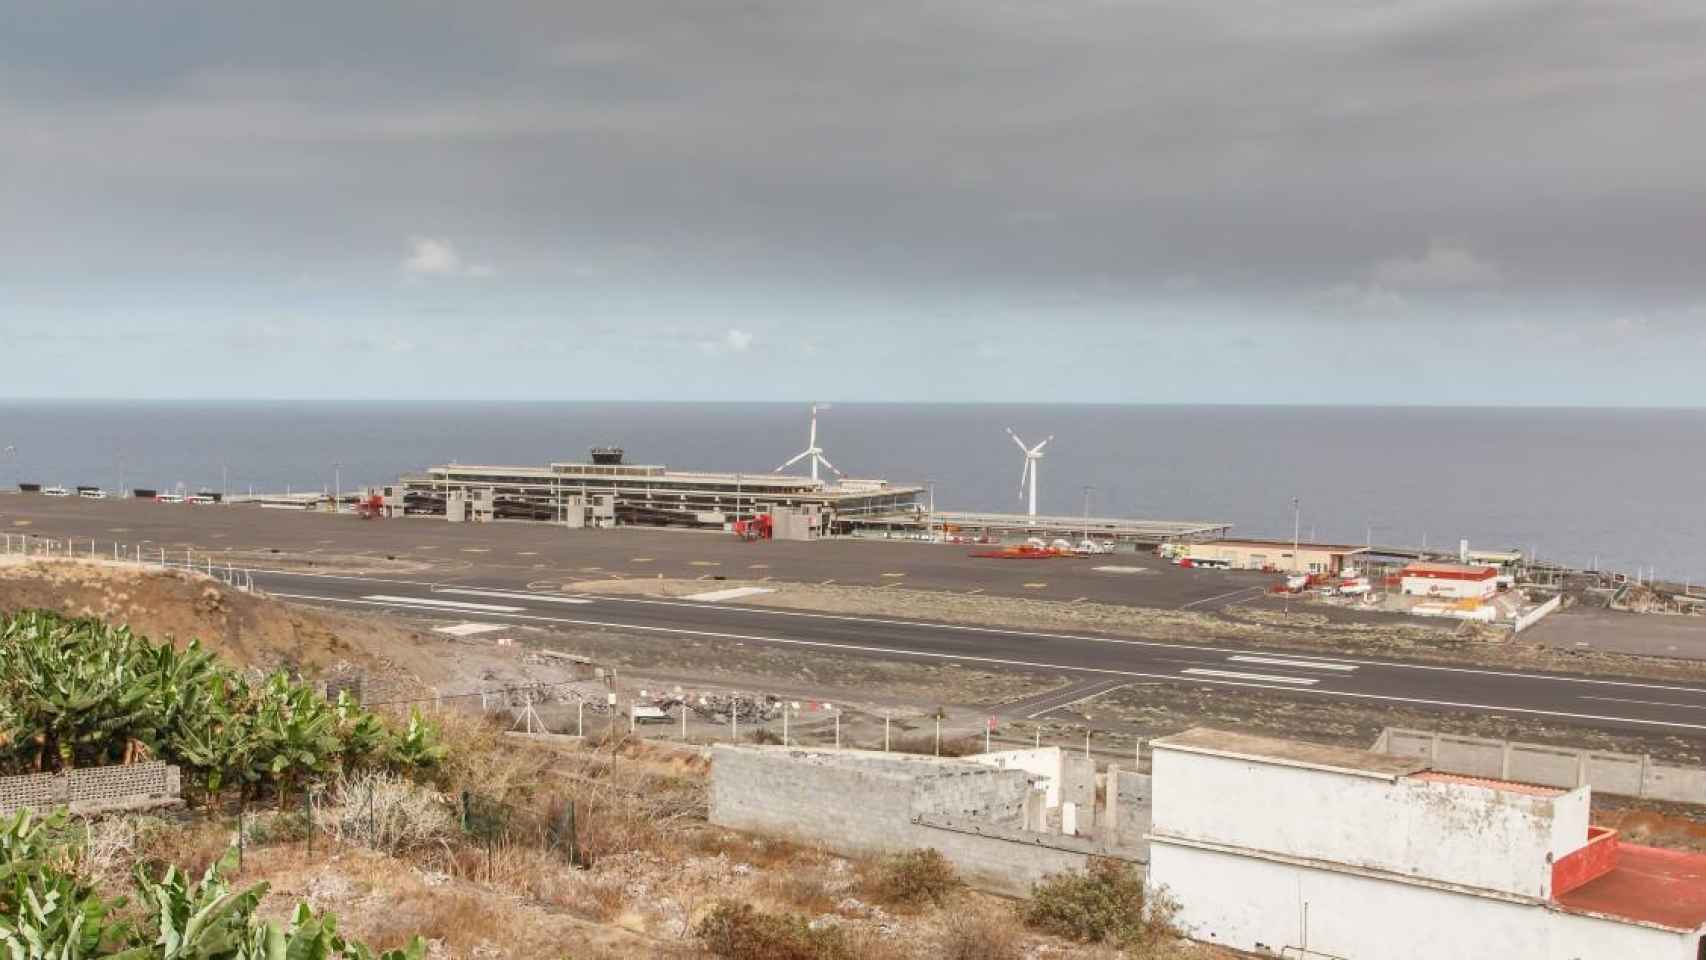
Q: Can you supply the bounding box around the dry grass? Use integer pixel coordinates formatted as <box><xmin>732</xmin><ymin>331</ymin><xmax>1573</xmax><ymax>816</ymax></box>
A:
<box><xmin>864</xmin><ymin>848</ymin><xmax>959</xmax><ymax>910</ymax></box>
<box><xmin>934</xmin><ymin>902</ymin><xmax>1025</xmax><ymax>960</ymax></box>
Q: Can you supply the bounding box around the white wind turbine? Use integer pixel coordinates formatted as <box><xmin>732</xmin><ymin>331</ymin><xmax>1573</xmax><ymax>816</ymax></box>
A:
<box><xmin>1007</xmin><ymin>428</ymin><xmax>1052</xmax><ymax>517</ymax></box>
<box><xmin>776</xmin><ymin>403</ymin><xmax>841</xmax><ymax>483</ymax></box>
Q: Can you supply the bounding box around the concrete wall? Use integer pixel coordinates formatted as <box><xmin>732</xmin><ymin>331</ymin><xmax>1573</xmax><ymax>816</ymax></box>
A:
<box><xmin>1151</xmin><ymin>842</ymin><xmax>1695</xmax><ymax>960</ymax></box>
<box><xmin>970</xmin><ymin>747</ymin><xmax>1062</xmax><ymax>807</ymax></box>
<box><xmin>1060</xmin><ymin>753</ymin><xmax>1096</xmax><ymax>808</ymax></box>
<box><xmin>1515</xmin><ymin>594</ymin><xmax>1563</xmax><ymax>633</ymax></box>
<box><xmin>1377</xmin><ymin>727</ymin><xmax>1706</xmax><ymax>804</ymax></box>
<box><xmin>1151</xmin><ymin>747</ymin><xmax>1582</xmax><ymax>899</ymax></box>
<box><xmin>709</xmin><ymin>745</ymin><xmax>1140</xmax><ymax>897</ymax></box>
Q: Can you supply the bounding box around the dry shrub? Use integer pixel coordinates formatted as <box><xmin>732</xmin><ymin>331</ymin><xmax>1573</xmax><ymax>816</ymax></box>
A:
<box><xmin>435</xmin><ymin>710</ymin><xmax>554</xmax><ymax>802</ymax></box>
<box><xmin>755</xmin><ymin>869</ymin><xmax>840</xmax><ymax>915</ymax></box>
<box><xmin>361</xmin><ymin>887</ymin><xmax>507</xmax><ymax>954</ymax></box>
<box><xmin>868</xmin><ymin>848</ymin><xmax>959</xmax><ymax>909</ymax></box>
<box><xmin>1025</xmin><ymin>858</ymin><xmax>1174</xmax><ymax>949</ymax></box>
<box><xmin>137</xmin><ymin>817</ymin><xmax>233</xmax><ymax>881</ymax></box>
<box><xmin>320</xmin><ymin>770</ymin><xmax>458</xmax><ymax>854</ymax></box>
<box><xmin>695</xmin><ymin>902</ymin><xmax>855</xmax><ymax>960</ymax></box>
<box><xmin>934</xmin><ymin>901</ymin><xmax>1024</xmax><ymax>960</ymax></box>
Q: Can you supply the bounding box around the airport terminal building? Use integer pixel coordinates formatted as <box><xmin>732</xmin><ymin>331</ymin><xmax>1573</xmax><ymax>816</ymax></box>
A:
<box><xmin>386</xmin><ymin>448</ymin><xmax>924</xmax><ymax>531</ymax></box>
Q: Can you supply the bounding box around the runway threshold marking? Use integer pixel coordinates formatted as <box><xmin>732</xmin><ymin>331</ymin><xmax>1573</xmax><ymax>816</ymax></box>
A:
<box><xmin>436</xmin><ymin>588</ymin><xmax>593</xmax><ymax>606</ymax></box>
<box><xmin>685</xmin><ymin>586</ymin><xmax>776</xmax><ymax>602</ymax></box>
<box><xmin>267</xmin><ymin>591</ymin><xmax>1706</xmax><ymax>732</ymax></box>
<box><xmin>362</xmin><ymin>594</ymin><xmax>524</xmax><ymax>613</ymax></box>
<box><xmin>1579</xmin><ymin>695</ymin><xmax>1706</xmax><ymax>711</ymax></box>
<box><xmin>1182</xmin><ymin>668</ymin><xmax>1319</xmax><ymax>686</ymax></box>
<box><xmin>1230</xmin><ymin>655</ymin><xmax>1358</xmax><ymax>673</ymax></box>
<box><xmin>690</xmin><ymin>561</ymin><xmax>721</xmax><ymax>567</ymax></box>
<box><xmin>631</xmin><ymin>557</ymin><xmax>653</xmax><ymax>563</ymax></box>
<box><xmin>1023</xmin><ymin>582</ymin><xmax>1047</xmax><ymax>589</ymax></box>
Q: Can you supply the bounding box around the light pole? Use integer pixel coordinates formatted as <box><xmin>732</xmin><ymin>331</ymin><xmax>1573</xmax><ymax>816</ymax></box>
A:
<box><xmin>333</xmin><ymin>462</ymin><xmax>343</xmax><ymax>511</ymax></box>
<box><xmin>925</xmin><ymin>479</ymin><xmax>936</xmax><ymax>538</ymax></box>
<box><xmin>1291</xmin><ymin>497</ymin><xmax>1301</xmax><ymax>573</ymax></box>
<box><xmin>221</xmin><ymin>463</ymin><xmax>228</xmax><ymax>501</ymax></box>
<box><xmin>1082</xmin><ymin>485</ymin><xmax>1094</xmax><ymax>544</ymax></box>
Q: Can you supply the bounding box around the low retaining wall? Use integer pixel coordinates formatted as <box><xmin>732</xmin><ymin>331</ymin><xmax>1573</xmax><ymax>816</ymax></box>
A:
<box><xmin>1373</xmin><ymin>728</ymin><xmax>1706</xmax><ymax>805</ymax></box>
<box><xmin>0</xmin><ymin>762</ymin><xmax>182</xmax><ymax>816</ymax></box>
<box><xmin>1513</xmin><ymin>594</ymin><xmax>1563</xmax><ymax>634</ymax></box>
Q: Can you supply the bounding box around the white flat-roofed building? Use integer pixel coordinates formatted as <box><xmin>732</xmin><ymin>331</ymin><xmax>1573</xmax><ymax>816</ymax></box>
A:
<box><xmin>1147</xmin><ymin>728</ymin><xmax>1706</xmax><ymax>959</ymax></box>
<box><xmin>1401</xmin><ymin>561</ymin><xmax>1500</xmax><ymax>599</ymax></box>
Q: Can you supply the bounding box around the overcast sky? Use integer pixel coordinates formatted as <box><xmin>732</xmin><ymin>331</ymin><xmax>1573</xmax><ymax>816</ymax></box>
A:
<box><xmin>4</xmin><ymin>1</ymin><xmax>1704</xmax><ymax>403</ymax></box>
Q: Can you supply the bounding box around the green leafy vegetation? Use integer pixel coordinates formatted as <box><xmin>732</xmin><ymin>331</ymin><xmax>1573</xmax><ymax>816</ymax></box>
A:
<box><xmin>0</xmin><ymin>610</ymin><xmax>442</xmax><ymax>803</ymax></box>
<box><xmin>1025</xmin><ymin>859</ymin><xmax>1176</xmax><ymax>950</ymax></box>
<box><xmin>0</xmin><ymin>808</ymin><xmax>425</xmax><ymax>960</ymax></box>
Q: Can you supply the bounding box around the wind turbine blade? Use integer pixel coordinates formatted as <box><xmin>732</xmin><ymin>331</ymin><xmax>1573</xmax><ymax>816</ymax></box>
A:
<box><xmin>1008</xmin><ymin>430</ymin><xmax>1030</xmax><ymax>453</ymax></box>
<box><xmin>777</xmin><ymin>449</ymin><xmax>811</xmax><ymax>470</ymax></box>
<box><xmin>816</xmin><ymin>455</ymin><xmax>841</xmax><ymax>476</ymax></box>
<box><xmin>1033</xmin><ymin>435</ymin><xmax>1054</xmax><ymax>454</ymax></box>
<box><xmin>1019</xmin><ymin>459</ymin><xmax>1031</xmax><ymax>498</ymax></box>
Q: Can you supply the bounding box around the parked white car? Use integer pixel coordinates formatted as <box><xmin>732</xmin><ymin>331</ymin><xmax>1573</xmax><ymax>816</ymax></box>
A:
<box><xmin>42</xmin><ymin>486</ymin><xmax>70</xmax><ymax>497</ymax></box>
<box><xmin>79</xmin><ymin>488</ymin><xmax>108</xmax><ymax>500</ymax></box>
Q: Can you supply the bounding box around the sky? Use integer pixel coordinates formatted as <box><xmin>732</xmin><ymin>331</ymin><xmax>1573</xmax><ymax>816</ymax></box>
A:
<box><xmin>3</xmin><ymin>1</ymin><xmax>1704</xmax><ymax>404</ymax></box>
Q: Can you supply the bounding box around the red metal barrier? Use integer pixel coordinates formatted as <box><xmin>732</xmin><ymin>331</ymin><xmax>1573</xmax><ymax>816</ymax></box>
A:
<box><xmin>1553</xmin><ymin>826</ymin><xmax>1619</xmax><ymax>897</ymax></box>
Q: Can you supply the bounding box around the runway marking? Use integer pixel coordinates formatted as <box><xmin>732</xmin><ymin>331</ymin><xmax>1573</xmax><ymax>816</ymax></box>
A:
<box><xmin>881</xmin><ymin>572</ymin><xmax>906</xmax><ymax>578</ymax></box>
<box><xmin>361</xmin><ymin>594</ymin><xmax>524</xmax><ymax>613</ymax></box>
<box><xmin>436</xmin><ymin>622</ymin><xmax>508</xmax><ymax>637</ymax></box>
<box><xmin>1180</xmin><ymin>586</ymin><xmax>1265</xmax><ymax>610</ymax></box>
<box><xmin>517</xmin><ymin>551</ymin><xmax>538</xmax><ymax>557</ymax></box>
<box><xmin>1182</xmin><ymin>668</ymin><xmax>1319</xmax><ymax>686</ymax></box>
<box><xmin>11</xmin><ymin>521</ymin><xmax>30</xmax><ymax>526</ymax></box>
<box><xmin>1023</xmin><ymin>582</ymin><xmax>1047</xmax><ymax>589</ymax></box>
<box><xmin>461</xmin><ymin>548</ymin><xmax>490</xmax><ymax>553</ymax></box>
<box><xmin>685</xmin><ymin>586</ymin><xmax>776</xmax><ymax>602</ymax></box>
<box><xmin>690</xmin><ymin>560</ymin><xmax>721</xmax><ymax>567</ymax></box>
<box><xmin>965</xmin><ymin>588</ymin><xmax>984</xmax><ymax>595</ymax></box>
<box><xmin>245</xmin><ymin>569</ymin><xmax>1706</xmax><ymax>699</ymax></box>
<box><xmin>269</xmin><ymin>592</ymin><xmax>1706</xmax><ymax>733</ymax></box>
<box><xmin>416</xmin><ymin>545</ymin><xmax>436</xmax><ymax>550</ymax></box>
<box><xmin>1072</xmin><ymin>596</ymin><xmax>1088</xmax><ymax>603</ymax></box>
<box><xmin>1230</xmin><ymin>655</ymin><xmax>1358</xmax><ymax>673</ymax></box>
<box><xmin>1023</xmin><ymin>681</ymin><xmax>1130</xmax><ymax>719</ymax></box>
<box><xmin>631</xmin><ymin>557</ymin><xmax>653</xmax><ymax>563</ymax></box>
<box><xmin>108</xmin><ymin>527</ymin><xmax>129</xmax><ymax>533</ymax></box>
<box><xmin>579</xmin><ymin>566</ymin><xmax>603</xmax><ymax>573</ymax></box>
<box><xmin>436</xmin><ymin>588</ymin><xmax>593</xmax><ymax>606</ymax></box>
<box><xmin>1580</xmin><ymin>696</ymin><xmax>1706</xmax><ymax>711</ymax></box>
<box><xmin>1093</xmin><ymin>565</ymin><xmax>1147</xmax><ymax>574</ymax></box>
<box><xmin>748</xmin><ymin>564</ymin><xmax>769</xmax><ymax>570</ymax></box>
<box><xmin>820</xmin><ymin>579</ymin><xmax>836</xmax><ymax>585</ymax></box>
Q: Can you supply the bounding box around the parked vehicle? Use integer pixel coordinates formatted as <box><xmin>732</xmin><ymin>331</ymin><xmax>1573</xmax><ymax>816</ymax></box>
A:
<box><xmin>78</xmin><ymin>488</ymin><xmax>108</xmax><ymax>500</ymax></box>
<box><xmin>42</xmin><ymin>486</ymin><xmax>70</xmax><ymax>497</ymax></box>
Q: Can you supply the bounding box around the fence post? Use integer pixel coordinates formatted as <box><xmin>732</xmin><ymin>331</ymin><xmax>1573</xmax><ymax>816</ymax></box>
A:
<box><xmin>368</xmin><ymin>783</ymin><xmax>376</xmax><ymax>847</ymax></box>
<box><xmin>565</xmin><ymin>800</ymin><xmax>579</xmax><ymax>867</ymax></box>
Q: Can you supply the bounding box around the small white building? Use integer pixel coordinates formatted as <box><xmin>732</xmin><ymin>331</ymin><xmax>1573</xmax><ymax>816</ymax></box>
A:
<box><xmin>1147</xmin><ymin>728</ymin><xmax>1706</xmax><ymax>959</ymax></box>
<box><xmin>1400</xmin><ymin>561</ymin><xmax>1499</xmax><ymax>600</ymax></box>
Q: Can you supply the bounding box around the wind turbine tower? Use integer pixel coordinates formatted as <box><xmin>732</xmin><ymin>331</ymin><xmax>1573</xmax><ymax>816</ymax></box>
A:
<box><xmin>776</xmin><ymin>403</ymin><xmax>841</xmax><ymax>483</ymax></box>
<box><xmin>1007</xmin><ymin>428</ymin><xmax>1052</xmax><ymax>517</ymax></box>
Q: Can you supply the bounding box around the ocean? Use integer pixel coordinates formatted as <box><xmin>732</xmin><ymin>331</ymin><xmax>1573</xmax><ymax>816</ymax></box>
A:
<box><xmin>1</xmin><ymin>401</ymin><xmax>1700</xmax><ymax>581</ymax></box>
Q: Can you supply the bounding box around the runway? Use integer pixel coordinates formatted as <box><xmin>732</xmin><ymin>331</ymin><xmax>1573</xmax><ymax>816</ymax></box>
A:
<box><xmin>247</xmin><ymin>567</ymin><xmax>1706</xmax><ymax>736</ymax></box>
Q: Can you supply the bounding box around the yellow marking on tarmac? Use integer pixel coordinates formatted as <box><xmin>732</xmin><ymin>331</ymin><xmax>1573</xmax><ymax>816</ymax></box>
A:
<box><xmin>689</xmin><ymin>560</ymin><xmax>721</xmax><ymax>567</ymax></box>
<box><xmin>881</xmin><ymin>572</ymin><xmax>906</xmax><ymax>578</ymax></box>
<box><xmin>1023</xmin><ymin>582</ymin><xmax>1048</xmax><ymax>589</ymax></box>
<box><xmin>630</xmin><ymin>557</ymin><xmax>653</xmax><ymax>563</ymax></box>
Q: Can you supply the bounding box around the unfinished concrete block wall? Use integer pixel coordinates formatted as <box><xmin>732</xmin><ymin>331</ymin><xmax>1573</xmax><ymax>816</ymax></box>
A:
<box><xmin>0</xmin><ymin>762</ymin><xmax>180</xmax><ymax>816</ymax></box>
<box><xmin>1060</xmin><ymin>754</ymin><xmax>1096</xmax><ymax>808</ymax></box>
<box><xmin>709</xmin><ymin>746</ymin><xmax>916</xmax><ymax>855</ymax></box>
<box><xmin>710</xmin><ymin>746</ymin><xmax>1144</xmax><ymax>897</ymax></box>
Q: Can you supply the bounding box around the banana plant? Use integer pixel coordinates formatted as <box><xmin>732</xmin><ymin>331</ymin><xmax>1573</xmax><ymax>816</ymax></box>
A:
<box><xmin>0</xmin><ymin>810</ymin><xmax>130</xmax><ymax>960</ymax></box>
<box><xmin>121</xmin><ymin>851</ymin><xmax>267</xmax><ymax>960</ymax></box>
<box><xmin>387</xmin><ymin>709</ymin><xmax>446</xmax><ymax>774</ymax></box>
